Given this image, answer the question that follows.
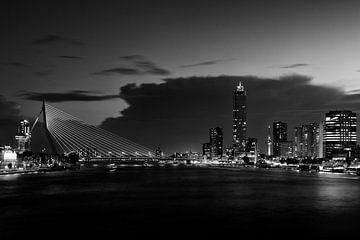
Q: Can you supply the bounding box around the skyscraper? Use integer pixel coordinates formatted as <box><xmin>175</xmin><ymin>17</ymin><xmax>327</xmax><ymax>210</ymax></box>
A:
<box><xmin>210</xmin><ymin>127</ymin><xmax>223</xmax><ymax>159</ymax></box>
<box><xmin>293</xmin><ymin>123</ymin><xmax>319</xmax><ymax>158</ymax></box>
<box><xmin>267</xmin><ymin>125</ymin><xmax>272</xmax><ymax>156</ymax></box>
<box><xmin>246</xmin><ymin>137</ymin><xmax>258</xmax><ymax>163</ymax></box>
<box><xmin>15</xmin><ymin>119</ymin><xmax>31</xmax><ymax>153</ymax></box>
<box><xmin>202</xmin><ymin>143</ymin><xmax>211</xmax><ymax>159</ymax></box>
<box><xmin>324</xmin><ymin>111</ymin><xmax>357</xmax><ymax>160</ymax></box>
<box><xmin>233</xmin><ymin>82</ymin><xmax>247</xmax><ymax>155</ymax></box>
<box><xmin>273</xmin><ymin>121</ymin><xmax>287</xmax><ymax>157</ymax></box>
<box><xmin>318</xmin><ymin>122</ymin><xmax>324</xmax><ymax>158</ymax></box>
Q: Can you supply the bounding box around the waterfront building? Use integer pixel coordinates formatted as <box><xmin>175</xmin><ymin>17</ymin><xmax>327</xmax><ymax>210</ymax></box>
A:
<box><xmin>293</xmin><ymin>123</ymin><xmax>319</xmax><ymax>158</ymax></box>
<box><xmin>210</xmin><ymin>127</ymin><xmax>223</xmax><ymax>159</ymax></box>
<box><xmin>202</xmin><ymin>142</ymin><xmax>211</xmax><ymax>159</ymax></box>
<box><xmin>15</xmin><ymin>119</ymin><xmax>31</xmax><ymax>154</ymax></box>
<box><xmin>273</xmin><ymin>121</ymin><xmax>287</xmax><ymax>157</ymax></box>
<box><xmin>232</xmin><ymin>82</ymin><xmax>247</xmax><ymax>155</ymax></box>
<box><xmin>324</xmin><ymin>111</ymin><xmax>357</xmax><ymax>160</ymax></box>
<box><xmin>267</xmin><ymin>125</ymin><xmax>272</xmax><ymax>156</ymax></box>
<box><xmin>279</xmin><ymin>141</ymin><xmax>293</xmax><ymax>158</ymax></box>
<box><xmin>225</xmin><ymin>146</ymin><xmax>234</xmax><ymax>159</ymax></box>
<box><xmin>245</xmin><ymin>137</ymin><xmax>258</xmax><ymax>163</ymax></box>
<box><xmin>318</xmin><ymin>122</ymin><xmax>324</xmax><ymax>158</ymax></box>
<box><xmin>0</xmin><ymin>146</ymin><xmax>17</xmax><ymax>169</ymax></box>
<box><xmin>188</xmin><ymin>151</ymin><xmax>201</xmax><ymax>159</ymax></box>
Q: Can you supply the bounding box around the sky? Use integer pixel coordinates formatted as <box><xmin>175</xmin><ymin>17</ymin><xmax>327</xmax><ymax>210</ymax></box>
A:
<box><xmin>1</xmin><ymin>0</ymin><xmax>360</xmax><ymax>154</ymax></box>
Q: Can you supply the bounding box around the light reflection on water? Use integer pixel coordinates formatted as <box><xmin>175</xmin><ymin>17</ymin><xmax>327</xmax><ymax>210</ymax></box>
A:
<box><xmin>0</xmin><ymin>173</ymin><xmax>21</xmax><ymax>181</ymax></box>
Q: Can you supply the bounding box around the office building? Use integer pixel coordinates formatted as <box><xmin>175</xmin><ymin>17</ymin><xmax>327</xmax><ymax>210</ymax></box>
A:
<box><xmin>233</xmin><ymin>82</ymin><xmax>247</xmax><ymax>155</ymax></box>
<box><xmin>273</xmin><ymin>121</ymin><xmax>287</xmax><ymax>157</ymax></box>
<box><xmin>202</xmin><ymin>143</ymin><xmax>211</xmax><ymax>159</ymax></box>
<box><xmin>246</xmin><ymin>137</ymin><xmax>258</xmax><ymax>163</ymax></box>
<box><xmin>279</xmin><ymin>141</ymin><xmax>293</xmax><ymax>158</ymax></box>
<box><xmin>210</xmin><ymin>127</ymin><xmax>223</xmax><ymax>159</ymax></box>
<box><xmin>323</xmin><ymin>111</ymin><xmax>357</xmax><ymax>160</ymax></box>
<box><xmin>267</xmin><ymin>125</ymin><xmax>272</xmax><ymax>156</ymax></box>
<box><xmin>15</xmin><ymin>119</ymin><xmax>31</xmax><ymax>154</ymax></box>
<box><xmin>293</xmin><ymin>123</ymin><xmax>319</xmax><ymax>158</ymax></box>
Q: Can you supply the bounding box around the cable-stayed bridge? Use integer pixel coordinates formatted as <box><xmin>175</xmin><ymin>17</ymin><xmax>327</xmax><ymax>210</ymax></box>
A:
<box><xmin>31</xmin><ymin>100</ymin><xmax>155</xmax><ymax>159</ymax></box>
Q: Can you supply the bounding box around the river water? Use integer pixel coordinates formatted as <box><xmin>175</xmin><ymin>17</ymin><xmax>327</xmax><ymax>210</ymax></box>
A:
<box><xmin>1</xmin><ymin>166</ymin><xmax>360</xmax><ymax>239</ymax></box>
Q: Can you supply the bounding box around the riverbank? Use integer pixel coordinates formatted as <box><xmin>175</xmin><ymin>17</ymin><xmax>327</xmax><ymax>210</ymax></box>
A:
<box><xmin>0</xmin><ymin>165</ymin><xmax>76</xmax><ymax>175</ymax></box>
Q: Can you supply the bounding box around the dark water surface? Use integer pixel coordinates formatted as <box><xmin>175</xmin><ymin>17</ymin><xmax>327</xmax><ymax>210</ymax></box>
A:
<box><xmin>1</xmin><ymin>166</ymin><xmax>360</xmax><ymax>239</ymax></box>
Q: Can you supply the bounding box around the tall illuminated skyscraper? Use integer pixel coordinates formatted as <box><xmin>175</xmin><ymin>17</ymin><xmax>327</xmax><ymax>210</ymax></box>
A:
<box><xmin>273</xmin><ymin>121</ymin><xmax>287</xmax><ymax>157</ymax></box>
<box><xmin>232</xmin><ymin>82</ymin><xmax>247</xmax><ymax>155</ymax></box>
<box><xmin>324</xmin><ymin>111</ymin><xmax>356</xmax><ymax>160</ymax></box>
<box><xmin>267</xmin><ymin>125</ymin><xmax>272</xmax><ymax>156</ymax></box>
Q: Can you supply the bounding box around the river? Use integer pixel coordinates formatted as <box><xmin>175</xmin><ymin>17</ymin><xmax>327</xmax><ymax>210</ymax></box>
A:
<box><xmin>1</xmin><ymin>166</ymin><xmax>359</xmax><ymax>239</ymax></box>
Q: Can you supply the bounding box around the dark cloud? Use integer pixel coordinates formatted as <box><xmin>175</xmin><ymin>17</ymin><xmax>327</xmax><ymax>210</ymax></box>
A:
<box><xmin>93</xmin><ymin>67</ymin><xmax>141</xmax><ymax>76</ymax></box>
<box><xmin>120</xmin><ymin>55</ymin><xmax>146</xmax><ymax>61</ymax></box>
<box><xmin>19</xmin><ymin>90</ymin><xmax>119</xmax><ymax>102</ymax></box>
<box><xmin>35</xmin><ymin>70</ymin><xmax>55</xmax><ymax>76</ymax></box>
<box><xmin>134</xmin><ymin>60</ymin><xmax>171</xmax><ymax>75</ymax></box>
<box><xmin>56</xmin><ymin>55</ymin><xmax>83</xmax><ymax>60</ymax></box>
<box><xmin>32</xmin><ymin>35</ymin><xmax>85</xmax><ymax>46</ymax></box>
<box><xmin>0</xmin><ymin>95</ymin><xmax>21</xmax><ymax>145</ymax></box>
<box><xmin>94</xmin><ymin>55</ymin><xmax>171</xmax><ymax>76</ymax></box>
<box><xmin>101</xmin><ymin>75</ymin><xmax>356</xmax><ymax>154</ymax></box>
<box><xmin>179</xmin><ymin>58</ymin><xmax>235</xmax><ymax>68</ymax></box>
<box><xmin>347</xmin><ymin>89</ymin><xmax>360</xmax><ymax>94</ymax></box>
<box><xmin>280</xmin><ymin>63</ymin><xmax>310</xmax><ymax>69</ymax></box>
<box><xmin>1</xmin><ymin>62</ymin><xmax>30</xmax><ymax>68</ymax></box>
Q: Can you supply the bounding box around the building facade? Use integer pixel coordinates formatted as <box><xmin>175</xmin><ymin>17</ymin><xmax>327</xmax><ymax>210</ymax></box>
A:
<box><xmin>279</xmin><ymin>141</ymin><xmax>293</xmax><ymax>158</ymax></box>
<box><xmin>245</xmin><ymin>137</ymin><xmax>258</xmax><ymax>163</ymax></box>
<box><xmin>15</xmin><ymin>119</ymin><xmax>31</xmax><ymax>154</ymax></box>
<box><xmin>293</xmin><ymin>123</ymin><xmax>319</xmax><ymax>158</ymax></box>
<box><xmin>273</xmin><ymin>121</ymin><xmax>287</xmax><ymax>157</ymax></box>
<box><xmin>267</xmin><ymin>125</ymin><xmax>272</xmax><ymax>156</ymax></box>
<box><xmin>210</xmin><ymin>127</ymin><xmax>223</xmax><ymax>159</ymax></box>
<box><xmin>323</xmin><ymin>111</ymin><xmax>357</xmax><ymax>160</ymax></box>
<box><xmin>233</xmin><ymin>82</ymin><xmax>247</xmax><ymax>155</ymax></box>
<box><xmin>202</xmin><ymin>143</ymin><xmax>211</xmax><ymax>159</ymax></box>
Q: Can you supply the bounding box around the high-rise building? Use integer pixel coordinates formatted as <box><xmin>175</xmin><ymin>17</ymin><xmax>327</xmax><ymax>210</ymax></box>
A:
<box><xmin>246</xmin><ymin>137</ymin><xmax>258</xmax><ymax>163</ymax></box>
<box><xmin>324</xmin><ymin>111</ymin><xmax>357</xmax><ymax>160</ymax></box>
<box><xmin>293</xmin><ymin>126</ymin><xmax>303</xmax><ymax>157</ymax></box>
<box><xmin>318</xmin><ymin>122</ymin><xmax>324</xmax><ymax>158</ymax></box>
<box><xmin>293</xmin><ymin>123</ymin><xmax>319</xmax><ymax>158</ymax></box>
<box><xmin>15</xmin><ymin>119</ymin><xmax>31</xmax><ymax>153</ymax></box>
<box><xmin>210</xmin><ymin>127</ymin><xmax>223</xmax><ymax>159</ymax></box>
<box><xmin>233</xmin><ymin>82</ymin><xmax>247</xmax><ymax>155</ymax></box>
<box><xmin>202</xmin><ymin>143</ymin><xmax>211</xmax><ymax>159</ymax></box>
<box><xmin>279</xmin><ymin>141</ymin><xmax>293</xmax><ymax>158</ymax></box>
<box><xmin>267</xmin><ymin>125</ymin><xmax>272</xmax><ymax>156</ymax></box>
<box><xmin>273</xmin><ymin>121</ymin><xmax>287</xmax><ymax>157</ymax></box>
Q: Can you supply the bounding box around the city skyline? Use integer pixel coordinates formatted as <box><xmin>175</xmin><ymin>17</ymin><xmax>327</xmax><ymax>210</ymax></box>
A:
<box><xmin>3</xmin><ymin>2</ymin><xmax>360</xmax><ymax>238</ymax></box>
<box><xmin>1</xmin><ymin>1</ymin><xmax>360</xmax><ymax>154</ymax></box>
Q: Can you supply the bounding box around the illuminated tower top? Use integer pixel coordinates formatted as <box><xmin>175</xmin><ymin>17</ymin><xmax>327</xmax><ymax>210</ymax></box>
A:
<box><xmin>236</xmin><ymin>81</ymin><xmax>245</xmax><ymax>93</ymax></box>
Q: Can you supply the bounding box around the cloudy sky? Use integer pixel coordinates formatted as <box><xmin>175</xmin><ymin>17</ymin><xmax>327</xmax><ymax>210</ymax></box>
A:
<box><xmin>1</xmin><ymin>0</ymin><xmax>360</xmax><ymax>153</ymax></box>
